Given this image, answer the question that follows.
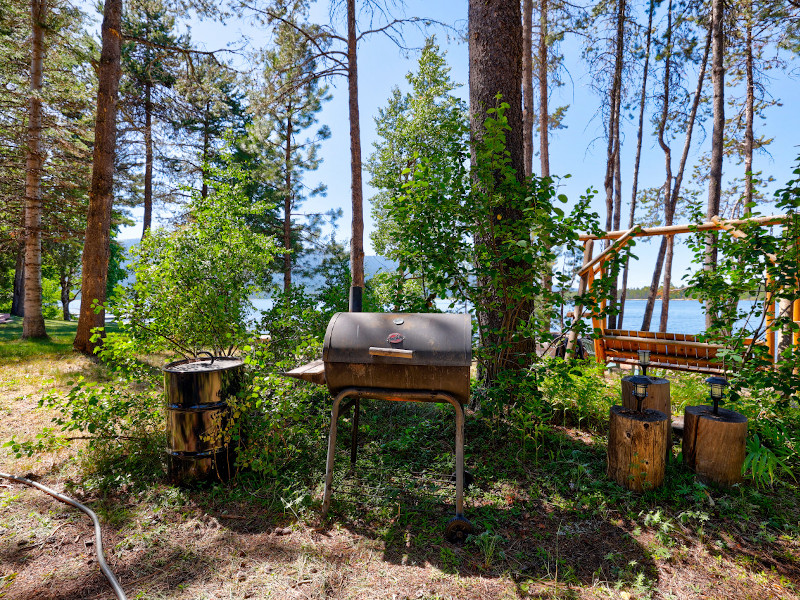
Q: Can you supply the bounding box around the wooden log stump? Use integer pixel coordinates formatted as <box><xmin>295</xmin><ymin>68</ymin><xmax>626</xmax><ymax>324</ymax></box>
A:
<box><xmin>682</xmin><ymin>405</ymin><xmax>747</xmax><ymax>487</ymax></box>
<box><xmin>622</xmin><ymin>376</ymin><xmax>672</xmax><ymax>461</ymax></box>
<box><xmin>607</xmin><ymin>406</ymin><xmax>669</xmax><ymax>492</ymax></box>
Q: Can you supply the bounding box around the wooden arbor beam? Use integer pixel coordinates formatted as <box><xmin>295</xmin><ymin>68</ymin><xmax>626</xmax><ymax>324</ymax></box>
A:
<box><xmin>578</xmin><ymin>214</ymin><xmax>788</xmax><ymax>242</ymax></box>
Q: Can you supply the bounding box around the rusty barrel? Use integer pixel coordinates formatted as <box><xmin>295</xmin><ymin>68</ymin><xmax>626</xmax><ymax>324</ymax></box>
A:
<box><xmin>164</xmin><ymin>357</ymin><xmax>244</xmax><ymax>484</ymax></box>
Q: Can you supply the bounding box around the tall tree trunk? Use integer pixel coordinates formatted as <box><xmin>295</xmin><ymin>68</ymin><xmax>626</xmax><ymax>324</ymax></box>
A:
<box><xmin>642</xmin><ymin>0</ymin><xmax>673</xmax><ymax>332</ymax></box>
<box><xmin>284</xmin><ymin>109</ymin><xmax>293</xmax><ymax>292</ymax></box>
<box><xmin>660</xmin><ymin>234</ymin><xmax>675</xmax><ymax>332</ymax></box>
<box><xmin>705</xmin><ymin>0</ymin><xmax>725</xmax><ymax>329</ymax></box>
<box><xmin>469</xmin><ymin>0</ymin><xmax>526</xmax><ymax>383</ymax></box>
<box><xmin>743</xmin><ymin>3</ymin><xmax>754</xmax><ymax>217</ymax></box>
<box><xmin>609</xmin><ymin>124</ymin><xmax>622</xmax><ymax>328</ymax></box>
<box><xmin>11</xmin><ymin>241</ymin><xmax>25</xmax><ymax>317</ymax></box>
<box><xmin>60</xmin><ymin>268</ymin><xmax>72</xmax><ymax>321</ymax></box>
<box><xmin>347</xmin><ymin>0</ymin><xmax>364</xmax><ymax>310</ymax></box>
<box><xmin>538</xmin><ymin>0</ymin><xmax>549</xmax><ymax>177</ymax></box>
<box><xmin>658</xmin><ymin>24</ymin><xmax>712</xmax><ymax>332</ymax></box>
<box><xmin>619</xmin><ymin>0</ymin><xmax>654</xmax><ymax>330</ymax></box>
<box><xmin>142</xmin><ymin>79</ymin><xmax>153</xmax><ymax>236</ymax></box>
<box><xmin>23</xmin><ymin>0</ymin><xmax>47</xmax><ymax>340</ymax></box>
<box><xmin>201</xmin><ymin>103</ymin><xmax>210</xmax><ymax>200</ymax></box>
<box><xmin>74</xmin><ymin>0</ymin><xmax>122</xmax><ymax>355</ymax></box>
<box><xmin>604</xmin><ymin>0</ymin><xmax>626</xmax><ymax>329</ymax></box>
<box><xmin>522</xmin><ymin>0</ymin><xmax>533</xmax><ymax>177</ymax></box>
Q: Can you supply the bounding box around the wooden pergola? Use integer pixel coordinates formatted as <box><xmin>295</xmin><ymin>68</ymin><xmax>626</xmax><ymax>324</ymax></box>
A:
<box><xmin>566</xmin><ymin>214</ymin><xmax>798</xmax><ymax>374</ymax></box>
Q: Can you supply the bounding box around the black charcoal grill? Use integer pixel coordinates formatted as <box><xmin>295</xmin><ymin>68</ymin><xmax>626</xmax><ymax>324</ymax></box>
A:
<box><xmin>285</xmin><ymin>312</ymin><xmax>475</xmax><ymax>540</ymax></box>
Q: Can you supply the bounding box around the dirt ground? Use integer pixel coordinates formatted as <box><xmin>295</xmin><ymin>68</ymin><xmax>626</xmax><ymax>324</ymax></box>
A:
<box><xmin>1</xmin><ymin>354</ymin><xmax>799</xmax><ymax>600</ymax></box>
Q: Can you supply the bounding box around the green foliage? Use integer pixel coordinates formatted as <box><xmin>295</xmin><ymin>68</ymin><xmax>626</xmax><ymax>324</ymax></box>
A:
<box><xmin>743</xmin><ymin>429</ymin><xmax>796</xmax><ymax>489</ymax></box>
<box><xmin>467</xmin><ymin>529</ymin><xmax>506</xmax><ymax>569</ymax></box>
<box><xmin>392</xmin><ymin>97</ymin><xmax>614</xmax><ymax>380</ymax></box>
<box><xmin>245</xmin><ymin>8</ymin><xmax>335</xmax><ymax>287</ymax></box>
<box><xmin>4</xmin><ymin>333</ymin><xmax>164</xmax><ymax>490</ymax></box>
<box><xmin>368</xmin><ymin>270</ymin><xmax>441</xmax><ymax>313</ymax></box>
<box><xmin>685</xmin><ymin>155</ymin><xmax>800</xmax><ymax>485</ymax></box>
<box><xmin>535</xmin><ymin>358</ymin><xmax>616</xmax><ymax>430</ymax></box>
<box><xmin>111</xmin><ymin>145</ymin><xmax>278</xmax><ymax>358</ymax></box>
<box><xmin>40</xmin><ymin>278</ymin><xmax>62</xmax><ymax>319</ymax></box>
<box><xmin>227</xmin><ymin>343</ymin><xmax>329</xmax><ymax>479</ymax></box>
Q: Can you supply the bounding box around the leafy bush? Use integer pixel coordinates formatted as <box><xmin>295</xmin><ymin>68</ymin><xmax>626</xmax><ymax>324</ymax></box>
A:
<box><xmin>684</xmin><ymin>156</ymin><xmax>800</xmax><ymax>485</ymax></box>
<box><xmin>112</xmin><ymin>147</ymin><xmax>277</xmax><ymax>359</ymax></box>
<box><xmin>5</xmin><ymin>332</ymin><xmax>165</xmax><ymax>491</ymax></box>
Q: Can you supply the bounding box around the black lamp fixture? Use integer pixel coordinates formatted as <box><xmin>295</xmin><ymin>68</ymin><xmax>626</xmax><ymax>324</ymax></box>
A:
<box><xmin>637</xmin><ymin>349</ymin><xmax>651</xmax><ymax>377</ymax></box>
<box><xmin>705</xmin><ymin>375</ymin><xmax>729</xmax><ymax>415</ymax></box>
<box><xmin>629</xmin><ymin>374</ymin><xmax>651</xmax><ymax>413</ymax></box>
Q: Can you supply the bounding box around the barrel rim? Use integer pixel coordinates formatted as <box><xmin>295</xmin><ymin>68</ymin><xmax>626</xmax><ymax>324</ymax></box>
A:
<box><xmin>163</xmin><ymin>356</ymin><xmax>244</xmax><ymax>374</ymax></box>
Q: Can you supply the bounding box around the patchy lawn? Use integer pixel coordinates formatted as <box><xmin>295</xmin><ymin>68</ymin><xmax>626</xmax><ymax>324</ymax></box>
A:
<box><xmin>1</xmin><ymin>352</ymin><xmax>799</xmax><ymax>599</ymax></box>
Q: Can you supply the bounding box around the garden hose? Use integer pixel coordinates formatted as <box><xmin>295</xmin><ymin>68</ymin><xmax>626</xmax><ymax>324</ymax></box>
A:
<box><xmin>0</xmin><ymin>472</ymin><xmax>128</xmax><ymax>600</ymax></box>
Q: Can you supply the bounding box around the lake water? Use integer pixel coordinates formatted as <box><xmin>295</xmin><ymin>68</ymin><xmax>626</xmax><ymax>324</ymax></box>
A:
<box><xmin>70</xmin><ymin>297</ymin><xmax>757</xmax><ymax>335</ymax></box>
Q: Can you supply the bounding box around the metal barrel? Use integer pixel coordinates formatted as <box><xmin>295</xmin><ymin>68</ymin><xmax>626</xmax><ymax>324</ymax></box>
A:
<box><xmin>163</xmin><ymin>357</ymin><xmax>244</xmax><ymax>484</ymax></box>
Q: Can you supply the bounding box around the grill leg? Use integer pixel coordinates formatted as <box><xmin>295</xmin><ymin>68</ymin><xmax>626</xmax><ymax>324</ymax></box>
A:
<box><xmin>350</xmin><ymin>398</ymin><xmax>360</xmax><ymax>468</ymax></box>
<box><xmin>451</xmin><ymin>399</ymin><xmax>466</xmax><ymax>517</ymax></box>
<box><xmin>322</xmin><ymin>390</ymin><xmax>351</xmax><ymax>518</ymax></box>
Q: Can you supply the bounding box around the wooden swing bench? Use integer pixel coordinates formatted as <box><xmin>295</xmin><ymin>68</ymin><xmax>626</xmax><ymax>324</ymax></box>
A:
<box><xmin>602</xmin><ymin>329</ymin><xmax>732</xmax><ymax>374</ymax></box>
<box><xmin>568</xmin><ymin>214</ymin><xmax>793</xmax><ymax>375</ymax></box>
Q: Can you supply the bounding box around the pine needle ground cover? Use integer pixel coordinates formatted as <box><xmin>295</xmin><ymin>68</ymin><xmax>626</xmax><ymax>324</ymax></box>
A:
<box><xmin>1</xmin><ymin>351</ymin><xmax>799</xmax><ymax>600</ymax></box>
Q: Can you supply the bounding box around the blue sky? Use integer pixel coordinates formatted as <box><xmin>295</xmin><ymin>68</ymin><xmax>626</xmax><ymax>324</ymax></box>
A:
<box><xmin>112</xmin><ymin>0</ymin><xmax>799</xmax><ymax>288</ymax></box>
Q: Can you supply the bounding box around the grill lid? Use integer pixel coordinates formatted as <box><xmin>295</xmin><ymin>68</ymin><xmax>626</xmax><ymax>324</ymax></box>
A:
<box><xmin>323</xmin><ymin>312</ymin><xmax>472</xmax><ymax>367</ymax></box>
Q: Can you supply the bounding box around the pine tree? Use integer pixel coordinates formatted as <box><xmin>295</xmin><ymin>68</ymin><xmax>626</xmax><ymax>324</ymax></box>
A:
<box><xmin>247</xmin><ymin>14</ymin><xmax>331</xmax><ymax>291</ymax></box>
<box><xmin>367</xmin><ymin>37</ymin><xmax>468</xmax><ymax>287</ymax></box>
<box><xmin>120</xmin><ymin>0</ymin><xmax>187</xmax><ymax>236</ymax></box>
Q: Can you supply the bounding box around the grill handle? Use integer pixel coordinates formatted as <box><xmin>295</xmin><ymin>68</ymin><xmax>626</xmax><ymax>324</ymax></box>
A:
<box><xmin>368</xmin><ymin>347</ymin><xmax>414</xmax><ymax>359</ymax></box>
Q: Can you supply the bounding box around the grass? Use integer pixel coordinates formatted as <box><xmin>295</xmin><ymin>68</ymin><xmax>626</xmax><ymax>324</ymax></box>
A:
<box><xmin>0</xmin><ymin>316</ymin><xmax>118</xmax><ymax>363</ymax></box>
<box><xmin>1</xmin><ymin>350</ymin><xmax>799</xmax><ymax>599</ymax></box>
<box><xmin>0</xmin><ymin>316</ymin><xmax>77</xmax><ymax>362</ymax></box>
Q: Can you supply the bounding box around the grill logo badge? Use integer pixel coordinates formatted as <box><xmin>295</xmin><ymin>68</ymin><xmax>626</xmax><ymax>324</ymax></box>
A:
<box><xmin>387</xmin><ymin>332</ymin><xmax>404</xmax><ymax>344</ymax></box>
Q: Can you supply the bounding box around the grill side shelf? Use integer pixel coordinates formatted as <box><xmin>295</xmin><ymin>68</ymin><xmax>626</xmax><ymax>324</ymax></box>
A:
<box><xmin>283</xmin><ymin>359</ymin><xmax>326</xmax><ymax>385</ymax></box>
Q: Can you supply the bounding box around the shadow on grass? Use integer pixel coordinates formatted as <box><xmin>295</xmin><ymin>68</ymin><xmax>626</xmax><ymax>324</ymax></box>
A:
<box><xmin>318</xmin><ymin>404</ymin><xmax>661</xmax><ymax>593</ymax></box>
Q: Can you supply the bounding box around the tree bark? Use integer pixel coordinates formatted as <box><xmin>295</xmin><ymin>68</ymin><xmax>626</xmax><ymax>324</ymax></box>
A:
<box><xmin>618</xmin><ymin>0</ymin><xmax>654</xmax><ymax>330</ymax></box>
<box><xmin>201</xmin><ymin>102</ymin><xmax>210</xmax><ymax>200</ymax></box>
<box><xmin>683</xmin><ymin>405</ymin><xmax>747</xmax><ymax>486</ymax></box>
<box><xmin>284</xmin><ymin>108</ymin><xmax>293</xmax><ymax>292</ymax></box>
<box><xmin>607</xmin><ymin>406</ymin><xmax>668</xmax><ymax>492</ymax></box>
<box><xmin>705</xmin><ymin>0</ymin><xmax>725</xmax><ymax>329</ymax></box>
<box><xmin>12</xmin><ymin>241</ymin><xmax>25</xmax><ymax>317</ymax></box>
<box><xmin>143</xmin><ymin>79</ymin><xmax>153</xmax><ymax>237</ymax></box>
<box><xmin>642</xmin><ymin>0</ymin><xmax>673</xmax><ymax>332</ymax></box>
<box><xmin>23</xmin><ymin>0</ymin><xmax>48</xmax><ymax>340</ymax></box>
<box><xmin>347</xmin><ymin>0</ymin><xmax>364</xmax><ymax>301</ymax></box>
<box><xmin>658</xmin><ymin>26</ymin><xmax>712</xmax><ymax>333</ymax></box>
<box><xmin>74</xmin><ymin>0</ymin><xmax>122</xmax><ymax>355</ymax></box>
<box><xmin>522</xmin><ymin>0</ymin><xmax>533</xmax><ymax>178</ymax></box>
<box><xmin>621</xmin><ymin>376</ymin><xmax>672</xmax><ymax>463</ymax></box>
<box><xmin>743</xmin><ymin>3</ymin><xmax>754</xmax><ymax>217</ymax></box>
<box><xmin>60</xmin><ymin>268</ymin><xmax>73</xmax><ymax>321</ymax></box>
<box><xmin>469</xmin><ymin>0</ymin><xmax>524</xmax><ymax>178</ymax></box>
<box><xmin>603</xmin><ymin>0</ymin><xmax>625</xmax><ymax>329</ymax></box>
<box><xmin>537</xmin><ymin>0</ymin><xmax>549</xmax><ymax>177</ymax></box>
<box><xmin>469</xmin><ymin>0</ymin><xmax>526</xmax><ymax>383</ymax></box>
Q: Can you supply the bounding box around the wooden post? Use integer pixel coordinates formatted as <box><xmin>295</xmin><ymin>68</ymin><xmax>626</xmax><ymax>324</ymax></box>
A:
<box><xmin>764</xmin><ymin>273</ymin><xmax>775</xmax><ymax>364</ymax></box>
<box><xmin>765</xmin><ymin>271</ymin><xmax>775</xmax><ymax>364</ymax></box>
<box><xmin>622</xmin><ymin>376</ymin><xmax>671</xmax><ymax>461</ymax></box>
<box><xmin>607</xmin><ymin>406</ymin><xmax>669</xmax><ymax>492</ymax></box>
<box><xmin>566</xmin><ymin>240</ymin><xmax>593</xmax><ymax>357</ymax></box>
<box><xmin>592</xmin><ymin>264</ymin><xmax>607</xmax><ymax>363</ymax></box>
<box><xmin>683</xmin><ymin>405</ymin><xmax>747</xmax><ymax>486</ymax></box>
<box><xmin>794</xmin><ymin>299</ymin><xmax>800</xmax><ymax>356</ymax></box>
